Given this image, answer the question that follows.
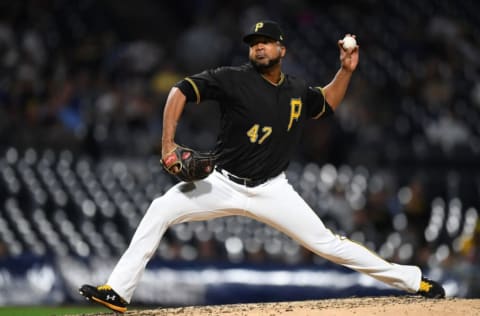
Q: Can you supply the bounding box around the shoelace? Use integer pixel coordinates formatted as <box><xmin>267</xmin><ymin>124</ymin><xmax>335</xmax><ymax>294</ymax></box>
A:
<box><xmin>419</xmin><ymin>280</ymin><xmax>433</xmax><ymax>292</ymax></box>
<box><xmin>97</xmin><ymin>285</ymin><xmax>112</xmax><ymax>291</ymax></box>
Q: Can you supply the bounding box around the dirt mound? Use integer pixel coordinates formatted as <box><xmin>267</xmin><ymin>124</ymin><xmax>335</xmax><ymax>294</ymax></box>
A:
<box><xmin>83</xmin><ymin>296</ymin><xmax>480</xmax><ymax>316</ymax></box>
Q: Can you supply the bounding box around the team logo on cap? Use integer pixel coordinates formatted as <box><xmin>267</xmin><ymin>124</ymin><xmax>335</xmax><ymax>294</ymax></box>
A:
<box><xmin>255</xmin><ymin>22</ymin><xmax>263</xmax><ymax>32</ymax></box>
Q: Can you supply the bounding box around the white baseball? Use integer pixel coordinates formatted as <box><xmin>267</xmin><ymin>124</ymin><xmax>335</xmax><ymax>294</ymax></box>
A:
<box><xmin>342</xmin><ymin>35</ymin><xmax>357</xmax><ymax>51</ymax></box>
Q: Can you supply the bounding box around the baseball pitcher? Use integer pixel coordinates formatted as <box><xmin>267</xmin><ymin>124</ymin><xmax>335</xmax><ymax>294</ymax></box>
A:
<box><xmin>80</xmin><ymin>20</ymin><xmax>445</xmax><ymax>313</ymax></box>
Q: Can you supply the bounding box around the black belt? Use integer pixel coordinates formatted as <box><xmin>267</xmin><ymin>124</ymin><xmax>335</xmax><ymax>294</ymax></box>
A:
<box><xmin>215</xmin><ymin>167</ymin><xmax>268</xmax><ymax>187</ymax></box>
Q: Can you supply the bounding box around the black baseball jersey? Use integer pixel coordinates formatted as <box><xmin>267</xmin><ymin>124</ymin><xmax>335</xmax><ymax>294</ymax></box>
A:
<box><xmin>175</xmin><ymin>63</ymin><xmax>333</xmax><ymax>181</ymax></box>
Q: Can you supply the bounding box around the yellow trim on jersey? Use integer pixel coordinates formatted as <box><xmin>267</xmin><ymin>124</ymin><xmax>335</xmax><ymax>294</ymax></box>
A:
<box><xmin>312</xmin><ymin>86</ymin><xmax>326</xmax><ymax>119</ymax></box>
<box><xmin>261</xmin><ymin>72</ymin><xmax>285</xmax><ymax>87</ymax></box>
<box><xmin>185</xmin><ymin>77</ymin><xmax>201</xmax><ymax>104</ymax></box>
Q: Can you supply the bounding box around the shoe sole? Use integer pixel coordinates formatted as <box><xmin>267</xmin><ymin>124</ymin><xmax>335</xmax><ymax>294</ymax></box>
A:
<box><xmin>79</xmin><ymin>289</ymin><xmax>127</xmax><ymax>313</ymax></box>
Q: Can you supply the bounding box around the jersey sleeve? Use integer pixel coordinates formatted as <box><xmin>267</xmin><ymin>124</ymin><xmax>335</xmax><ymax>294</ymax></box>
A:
<box><xmin>305</xmin><ymin>86</ymin><xmax>334</xmax><ymax>119</ymax></box>
<box><xmin>174</xmin><ymin>67</ymin><xmax>229</xmax><ymax>104</ymax></box>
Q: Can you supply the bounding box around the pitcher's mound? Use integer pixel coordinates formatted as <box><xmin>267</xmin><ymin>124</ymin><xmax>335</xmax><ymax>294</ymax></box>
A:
<box><xmin>90</xmin><ymin>296</ymin><xmax>480</xmax><ymax>315</ymax></box>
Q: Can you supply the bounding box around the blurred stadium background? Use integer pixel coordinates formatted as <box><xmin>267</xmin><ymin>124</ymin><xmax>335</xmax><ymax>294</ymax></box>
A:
<box><xmin>0</xmin><ymin>0</ymin><xmax>479</xmax><ymax>309</ymax></box>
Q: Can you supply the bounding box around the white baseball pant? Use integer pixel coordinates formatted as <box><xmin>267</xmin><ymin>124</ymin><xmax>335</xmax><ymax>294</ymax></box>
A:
<box><xmin>107</xmin><ymin>170</ymin><xmax>422</xmax><ymax>302</ymax></box>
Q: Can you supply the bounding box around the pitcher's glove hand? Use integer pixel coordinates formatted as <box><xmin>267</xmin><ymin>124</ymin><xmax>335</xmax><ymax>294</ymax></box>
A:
<box><xmin>161</xmin><ymin>146</ymin><xmax>215</xmax><ymax>182</ymax></box>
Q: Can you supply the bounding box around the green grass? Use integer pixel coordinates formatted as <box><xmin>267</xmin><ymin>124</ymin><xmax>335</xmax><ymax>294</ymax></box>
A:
<box><xmin>0</xmin><ymin>306</ymin><xmax>108</xmax><ymax>316</ymax></box>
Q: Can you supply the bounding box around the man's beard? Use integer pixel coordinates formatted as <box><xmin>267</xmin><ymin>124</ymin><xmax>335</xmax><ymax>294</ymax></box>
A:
<box><xmin>250</xmin><ymin>55</ymin><xmax>281</xmax><ymax>72</ymax></box>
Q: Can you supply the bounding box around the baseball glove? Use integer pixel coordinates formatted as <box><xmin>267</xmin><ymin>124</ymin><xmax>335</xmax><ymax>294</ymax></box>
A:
<box><xmin>161</xmin><ymin>145</ymin><xmax>215</xmax><ymax>182</ymax></box>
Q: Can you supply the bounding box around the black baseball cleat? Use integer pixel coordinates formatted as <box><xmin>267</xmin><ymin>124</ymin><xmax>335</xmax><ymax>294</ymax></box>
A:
<box><xmin>79</xmin><ymin>284</ymin><xmax>128</xmax><ymax>313</ymax></box>
<box><xmin>417</xmin><ymin>277</ymin><xmax>445</xmax><ymax>298</ymax></box>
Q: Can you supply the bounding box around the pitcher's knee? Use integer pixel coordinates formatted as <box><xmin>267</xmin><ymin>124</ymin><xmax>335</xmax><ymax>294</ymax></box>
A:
<box><xmin>306</xmin><ymin>231</ymin><xmax>346</xmax><ymax>255</ymax></box>
<box><xmin>145</xmin><ymin>197</ymin><xmax>181</xmax><ymax>225</ymax></box>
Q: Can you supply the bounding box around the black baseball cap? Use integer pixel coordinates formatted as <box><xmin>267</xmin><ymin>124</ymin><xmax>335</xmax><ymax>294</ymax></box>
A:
<box><xmin>243</xmin><ymin>20</ymin><xmax>285</xmax><ymax>45</ymax></box>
